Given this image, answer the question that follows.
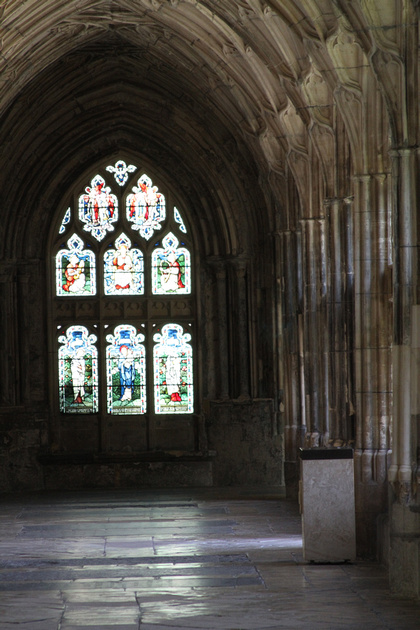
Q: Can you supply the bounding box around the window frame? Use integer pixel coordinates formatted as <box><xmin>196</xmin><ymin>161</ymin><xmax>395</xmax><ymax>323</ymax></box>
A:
<box><xmin>48</xmin><ymin>159</ymin><xmax>198</xmax><ymax>454</ymax></box>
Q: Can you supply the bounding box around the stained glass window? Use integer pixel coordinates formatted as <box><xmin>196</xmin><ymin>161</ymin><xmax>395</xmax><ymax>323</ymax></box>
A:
<box><xmin>58</xmin><ymin>326</ymin><xmax>98</xmax><ymax>413</ymax></box>
<box><xmin>56</xmin><ymin>234</ymin><xmax>96</xmax><ymax>296</ymax></box>
<box><xmin>152</xmin><ymin>232</ymin><xmax>191</xmax><ymax>294</ymax></box>
<box><xmin>106</xmin><ymin>325</ymin><xmax>146</xmax><ymax>415</ymax></box>
<box><xmin>106</xmin><ymin>160</ymin><xmax>136</xmax><ymax>186</ymax></box>
<box><xmin>79</xmin><ymin>174</ymin><xmax>118</xmax><ymax>241</ymax></box>
<box><xmin>153</xmin><ymin>324</ymin><xmax>193</xmax><ymax>414</ymax></box>
<box><xmin>174</xmin><ymin>207</ymin><xmax>187</xmax><ymax>233</ymax></box>
<box><xmin>126</xmin><ymin>174</ymin><xmax>165</xmax><ymax>240</ymax></box>
<box><xmin>104</xmin><ymin>234</ymin><xmax>144</xmax><ymax>295</ymax></box>
<box><xmin>53</xmin><ymin>162</ymin><xmax>194</xmax><ymax>422</ymax></box>
<box><xmin>59</xmin><ymin>207</ymin><xmax>71</xmax><ymax>234</ymax></box>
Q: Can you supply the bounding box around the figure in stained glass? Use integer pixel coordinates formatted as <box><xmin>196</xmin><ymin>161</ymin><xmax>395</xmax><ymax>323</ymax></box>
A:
<box><xmin>153</xmin><ymin>323</ymin><xmax>193</xmax><ymax>414</ymax></box>
<box><xmin>79</xmin><ymin>174</ymin><xmax>118</xmax><ymax>241</ymax></box>
<box><xmin>106</xmin><ymin>325</ymin><xmax>146</xmax><ymax>415</ymax></box>
<box><xmin>104</xmin><ymin>234</ymin><xmax>144</xmax><ymax>295</ymax></box>
<box><xmin>126</xmin><ymin>174</ymin><xmax>165</xmax><ymax>240</ymax></box>
<box><xmin>56</xmin><ymin>234</ymin><xmax>96</xmax><ymax>296</ymax></box>
<box><xmin>71</xmin><ymin>348</ymin><xmax>86</xmax><ymax>403</ymax></box>
<box><xmin>152</xmin><ymin>232</ymin><xmax>191</xmax><ymax>294</ymax></box>
<box><xmin>106</xmin><ymin>160</ymin><xmax>136</xmax><ymax>186</ymax></box>
<box><xmin>58</xmin><ymin>326</ymin><xmax>98</xmax><ymax>414</ymax></box>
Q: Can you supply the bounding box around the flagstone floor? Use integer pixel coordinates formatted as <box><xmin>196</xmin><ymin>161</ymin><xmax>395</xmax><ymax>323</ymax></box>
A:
<box><xmin>0</xmin><ymin>488</ymin><xmax>419</xmax><ymax>629</ymax></box>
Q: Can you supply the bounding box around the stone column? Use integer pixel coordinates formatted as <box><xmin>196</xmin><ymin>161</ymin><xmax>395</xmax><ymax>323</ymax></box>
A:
<box><xmin>353</xmin><ymin>172</ymin><xmax>393</xmax><ymax>556</ymax></box>
<box><xmin>324</xmin><ymin>196</ymin><xmax>355</xmax><ymax>445</ymax></box>
<box><xmin>229</xmin><ymin>257</ymin><xmax>250</xmax><ymax>399</ymax></box>
<box><xmin>215</xmin><ymin>261</ymin><xmax>229</xmax><ymax>400</ymax></box>
<box><xmin>0</xmin><ymin>264</ymin><xmax>19</xmax><ymax>407</ymax></box>
<box><xmin>276</xmin><ymin>230</ymin><xmax>303</xmax><ymax>462</ymax></box>
<box><xmin>203</xmin><ymin>258</ymin><xmax>229</xmax><ymax>400</ymax></box>
<box><xmin>388</xmin><ymin>147</ymin><xmax>420</xmax><ymax>598</ymax></box>
<box><xmin>300</xmin><ymin>216</ymin><xmax>329</xmax><ymax>446</ymax></box>
<box><xmin>391</xmin><ymin>148</ymin><xmax>417</xmax><ymax>494</ymax></box>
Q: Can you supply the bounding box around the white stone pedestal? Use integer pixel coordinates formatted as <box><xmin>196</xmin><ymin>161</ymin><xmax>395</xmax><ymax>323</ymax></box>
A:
<box><xmin>299</xmin><ymin>448</ymin><xmax>356</xmax><ymax>563</ymax></box>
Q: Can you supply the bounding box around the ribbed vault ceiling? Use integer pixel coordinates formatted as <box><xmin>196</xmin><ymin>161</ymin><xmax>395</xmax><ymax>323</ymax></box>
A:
<box><xmin>0</xmin><ymin>0</ymin><xmax>411</xmax><ymax>258</ymax></box>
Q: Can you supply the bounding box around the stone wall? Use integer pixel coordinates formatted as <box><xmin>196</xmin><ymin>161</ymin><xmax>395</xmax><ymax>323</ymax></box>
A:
<box><xmin>205</xmin><ymin>399</ymin><xmax>284</xmax><ymax>489</ymax></box>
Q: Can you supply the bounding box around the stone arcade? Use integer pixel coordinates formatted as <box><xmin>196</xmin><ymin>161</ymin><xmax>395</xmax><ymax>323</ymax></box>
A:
<box><xmin>0</xmin><ymin>0</ymin><xmax>419</xmax><ymax>601</ymax></box>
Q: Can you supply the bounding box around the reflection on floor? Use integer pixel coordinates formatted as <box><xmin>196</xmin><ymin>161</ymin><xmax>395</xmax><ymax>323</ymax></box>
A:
<box><xmin>0</xmin><ymin>488</ymin><xmax>419</xmax><ymax>629</ymax></box>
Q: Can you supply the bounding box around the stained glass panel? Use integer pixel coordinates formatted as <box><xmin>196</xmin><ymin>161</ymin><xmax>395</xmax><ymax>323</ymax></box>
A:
<box><xmin>58</xmin><ymin>326</ymin><xmax>98</xmax><ymax>413</ymax></box>
<box><xmin>126</xmin><ymin>174</ymin><xmax>165</xmax><ymax>240</ymax></box>
<box><xmin>153</xmin><ymin>323</ymin><xmax>193</xmax><ymax>414</ymax></box>
<box><xmin>56</xmin><ymin>234</ymin><xmax>96</xmax><ymax>296</ymax></box>
<box><xmin>106</xmin><ymin>160</ymin><xmax>136</xmax><ymax>186</ymax></box>
<box><xmin>59</xmin><ymin>207</ymin><xmax>71</xmax><ymax>234</ymax></box>
<box><xmin>104</xmin><ymin>234</ymin><xmax>144</xmax><ymax>295</ymax></box>
<box><xmin>152</xmin><ymin>232</ymin><xmax>191</xmax><ymax>294</ymax></box>
<box><xmin>79</xmin><ymin>174</ymin><xmax>118</xmax><ymax>241</ymax></box>
<box><xmin>106</xmin><ymin>325</ymin><xmax>146</xmax><ymax>415</ymax></box>
<box><xmin>174</xmin><ymin>207</ymin><xmax>187</xmax><ymax>233</ymax></box>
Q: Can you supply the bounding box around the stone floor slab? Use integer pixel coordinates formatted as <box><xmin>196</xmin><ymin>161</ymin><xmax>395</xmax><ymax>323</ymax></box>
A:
<box><xmin>0</xmin><ymin>489</ymin><xmax>419</xmax><ymax>630</ymax></box>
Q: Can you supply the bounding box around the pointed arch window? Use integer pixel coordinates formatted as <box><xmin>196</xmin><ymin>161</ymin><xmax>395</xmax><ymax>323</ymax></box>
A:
<box><xmin>50</xmin><ymin>159</ymin><xmax>196</xmax><ymax>454</ymax></box>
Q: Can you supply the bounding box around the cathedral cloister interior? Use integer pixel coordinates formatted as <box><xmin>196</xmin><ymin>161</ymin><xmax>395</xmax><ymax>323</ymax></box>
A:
<box><xmin>0</xmin><ymin>0</ymin><xmax>420</xmax><ymax>624</ymax></box>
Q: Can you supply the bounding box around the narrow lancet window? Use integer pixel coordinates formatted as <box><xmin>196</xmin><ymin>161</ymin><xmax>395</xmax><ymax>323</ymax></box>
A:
<box><xmin>152</xmin><ymin>232</ymin><xmax>191</xmax><ymax>294</ymax></box>
<box><xmin>153</xmin><ymin>323</ymin><xmax>193</xmax><ymax>414</ymax></box>
<box><xmin>56</xmin><ymin>234</ymin><xmax>96</xmax><ymax>296</ymax></box>
<box><xmin>106</xmin><ymin>325</ymin><xmax>146</xmax><ymax>414</ymax></box>
<box><xmin>58</xmin><ymin>326</ymin><xmax>98</xmax><ymax>413</ymax></box>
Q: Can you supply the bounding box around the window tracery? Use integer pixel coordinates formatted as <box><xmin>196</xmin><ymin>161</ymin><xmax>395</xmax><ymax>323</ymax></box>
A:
<box><xmin>51</xmin><ymin>159</ymin><xmax>194</xmax><ymax>432</ymax></box>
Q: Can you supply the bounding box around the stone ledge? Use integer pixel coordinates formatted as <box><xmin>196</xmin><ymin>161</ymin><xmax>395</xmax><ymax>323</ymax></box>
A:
<box><xmin>38</xmin><ymin>450</ymin><xmax>214</xmax><ymax>466</ymax></box>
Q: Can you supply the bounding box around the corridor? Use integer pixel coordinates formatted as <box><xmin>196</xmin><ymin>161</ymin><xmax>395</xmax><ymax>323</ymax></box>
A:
<box><xmin>0</xmin><ymin>489</ymin><xmax>419</xmax><ymax>630</ymax></box>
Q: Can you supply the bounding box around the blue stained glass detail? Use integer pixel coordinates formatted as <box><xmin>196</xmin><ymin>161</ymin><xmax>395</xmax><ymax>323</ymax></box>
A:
<box><xmin>59</xmin><ymin>207</ymin><xmax>71</xmax><ymax>234</ymax></box>
<box><xmin>106</xmin><ymin>325</ymin><xmax>146</xmax><ymax>415</ymax></box>
<box><xmin>174</xmin><ymin>207</ymin><xmax>187</xmax><ymax>233</ymax></box>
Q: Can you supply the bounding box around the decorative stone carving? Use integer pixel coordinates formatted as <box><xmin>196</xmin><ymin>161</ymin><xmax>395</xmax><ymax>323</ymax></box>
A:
<box><xmin>327</xmin><ymin>28</ymin><xmax>366</xmax><ymax>92</ymax></box>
